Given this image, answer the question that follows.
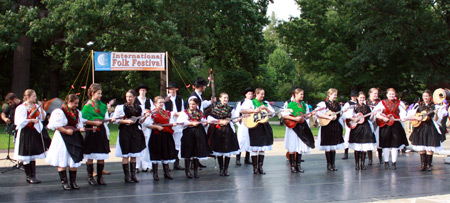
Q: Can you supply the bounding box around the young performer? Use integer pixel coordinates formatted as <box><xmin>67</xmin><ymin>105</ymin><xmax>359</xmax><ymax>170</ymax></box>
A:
<box><xmin>164</xmin><ymin>81</ymin><xmax>185</xmax><ymax>170</ymax></box>
<box><xmin>234</xmin><ymin>88</ymin><xmax>254</xmax><ymax>165</ymax></box>
<box><xmin>14</xmin><ymin>89</ymin><xmax>46</xmax><ymax>184</ymax></box>
<box><xmin>46</xmin><ymin>94</ymin><xmax>85</xmax><ymax>190</ymax></box>
<box><xmin>344</xmin><ymin>91</ymin><xmax>377</xmax><ymax>170</ymax></box>
<box><xmin>177</xmin><ymin>97</ymin><xmax>212</xmax><ymax>178</ymax></box>
<box><xmin>240</xmin><ymin>88</ymin><xmax>275</xmax><ymax>175</ymax></box>
<box><xmin>208</xmin><ymin>92</ymin><xmax>240</xmax><ymax>176</ymax></box>
<box><xmin>82</xmin><ymin>83</ymin><xmax>112</xmax><ymax>185</ymax></box>
<box><xmin>146</xmin><ymin>96</ymin><xmax>178</xmax><ymax>181</ymax></box>
<box><xmin>315</xmin><ymin>88</ymin><xmax>345</xmax><ymax>171</ymax></box>
<box><xmin>373</xmin><ymin>88</ymin><xmax>408</xmax><ymax>170</ymax></box>
<box><xmin>367</xmin><ymin>88</ymin><xmax>381</xmax><ymax>165</ymax></box>
<box><xmin>342</xmin><ymin>90</ymin><xmax>358</xmax><ymax>160</ymax></box>
<box><xmin>113</xmin><ymin>89</ymin><xmax>148</xmax><ymax>183</ymax></box>
<box><xmin>134</xmin><ymin>84</ymin><xmax>154</xmax><ymax>173</ymax></box>
<box><xmin>282</xmin><ymin>88</ymin><xmax>315</xmax><ymax>173</ymax></box>
<box><xmin>408</xmin><ymin>90</ymin><xmax>445</xmax><ymax>171</ymax></box>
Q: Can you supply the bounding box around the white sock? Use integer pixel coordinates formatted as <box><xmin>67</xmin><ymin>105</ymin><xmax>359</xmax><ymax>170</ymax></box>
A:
<box><xmin>391</xmin><ymin>149</ymin><xmax>398</xmax><ymax>163</ymax></box>
<box><xmin>250</xmin><ymin>152</ymin><xmax>258</xmax><ymax>156</ymax></box>
<box><xmin>258</xmin><ymin>152</ymin><xmax>265</xmax><ymax>156</ymax></box>
<box><xmin>383</xmin><ymin>148</ymin><xmax>391</xmax><ymax>162</ymax></box>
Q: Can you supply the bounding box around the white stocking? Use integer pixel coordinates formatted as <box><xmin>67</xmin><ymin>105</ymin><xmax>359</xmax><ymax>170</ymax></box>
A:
<box><xmin>383</xmin><ymin>148</ymin><xmax>391</xmax><ymax>162</ymax></box>
<box><xmin>391</xmin><ymin>148</ymin><xmax>398</xmax><ymax>163</ymax></box>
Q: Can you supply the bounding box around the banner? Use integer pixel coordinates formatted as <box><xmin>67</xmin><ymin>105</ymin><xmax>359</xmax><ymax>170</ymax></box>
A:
<box><xmin>94</xmin><ymin>51</ymin><xmax>166</xmax><ymax>71</ymax></box>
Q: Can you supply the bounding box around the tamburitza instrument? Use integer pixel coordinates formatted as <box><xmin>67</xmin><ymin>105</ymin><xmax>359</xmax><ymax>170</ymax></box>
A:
<box><xmin>433</xmin><ymin>88</ymin><xmax>450</xmax><ymax>104</ymax></box>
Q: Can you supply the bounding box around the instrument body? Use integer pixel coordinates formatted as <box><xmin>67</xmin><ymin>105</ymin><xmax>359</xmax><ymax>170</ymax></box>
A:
<box><xmin>411</xmin><ymin>110</ymin><xmax>434</xmax><ymax>128</ymax></box>
<box><xmin>243</xmin><ymin>110</ymin><xmax>279</xmax><ymax>128</ymax></box>
<box><xmin>345</xmin><ymin>109</ymin><xmax>380</xmax><ymax>129</ymax></box>
<box><xmin>284</xmin><ymin>107</ymin><xmax>326</xmax><ymax>128</ymax></box>
<box><xmin>318</xmin><ymin>110</ymin><xmax>343</xmax><ymax>126</ymax></box>
<box><xmin>376</xmin><ymin>113</ymin><xmax>400</xmax><ymax>127</ymax></box>
<box><xmin>63</xmin><ymin>125</ymin><xmax>98</xmax><ymax>132</ymax></box>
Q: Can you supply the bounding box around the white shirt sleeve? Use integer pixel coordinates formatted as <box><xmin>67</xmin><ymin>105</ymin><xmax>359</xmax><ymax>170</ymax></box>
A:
<box><xmin>78</xmin><ymin>110</ymin><xmax>86</xmax><ymax>129</ymax></box>
<box><xmin>399</xmin><ymin>102</ymin><xmax>407</xmax><ymax>120</ymax></box>
<box><xmin>315</xmin><ymin>102</ymin><xmax>327</xmax><ymax>117</ymax></box>
<box><xmin>47</xmin><ymin>109</ymin><xmax>67</xmax><ymax>130</ymax></box>
<box><xmin>112</xmin><ymin>105</ymin><xmax>125</xmax><ymax>124</ymax></box>
<box><xmin>14</xmin><ymin>105</ymin><xmax>30</xmax><ymax>130</ymax></box>
<box><xmin>240</xmin><ymin>100</ymin><xmax>254</xmax><ymax>111</ymax></box>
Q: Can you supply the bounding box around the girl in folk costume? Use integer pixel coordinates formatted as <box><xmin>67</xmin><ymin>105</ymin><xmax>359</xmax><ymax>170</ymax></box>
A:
<box><xmin>233</xmin><ymin>88</ymin><xmax>254</xmax><ymax>166</ymax></box>
<box><xmin>344</xmin><ymin>91</ymin><xmax>377</xmax><ymax>170</ymax></box>
<box><xmin>177</xmin><ymin>97</ymin><xmax>213</xmax><ymax>178</ymax></box>
<box><xmin>240</xmin><ymin>88</ymin><xmax>275</xmax><ymax>175</ymax></box>
<box><xmin>315</xmin><ymin>88</ymin><xmax>345</xmax><ymax>171</ymax></box>
<box><xmin>46</xmin><ymin>94</ymin><xmax>85</xmax><ymax>190</ymax></box>
<box><xmin>373</xmin><ymin>88</ymin><xmax>409</xmax><ymax>170</ymax></box>
<box><xmin>341</xmin><ymin>90</ymin><xmax>358</xmax><ymax>160</ymax></box>
<box><xmin>145</xmin><ymin>96</ymin><xmax>178</xmax><ymax>181</ymax></box>
<box><xmin>208</xmin><ymin>92</ymin><xmax>240</xmax><ymax>176</ymax></box>
<box><xmin>82</xmin><ymin>83</ymin><xmax>112</xmax><ymax>185</ymax></box>
<box><xmin>113</xmin><ymin>89</ymin><xmax>148</xmax><ymax>183</ymax></box>
<box><xmin>408</xmin><ymin>90</ymin><xmax>446</xmax><ymax>171</ymax></box>
<box><xmin>282</xmin><ymin>88</ymin><xmax>315</xmax><ymax>173</ymax></box>
<box><xmin>367</xmin><ymin>87</ymin><xmax>382</xmax><ymax>165</ymax></box>
<box><xmin>14</xmin><ymin>89</ymin><xmax>46</xmax><ymax>184</ymax></box>
<box><xmin>134</xmin><ymin>84</ymin><xmax>154</xmax><ymax>173</ymax></box>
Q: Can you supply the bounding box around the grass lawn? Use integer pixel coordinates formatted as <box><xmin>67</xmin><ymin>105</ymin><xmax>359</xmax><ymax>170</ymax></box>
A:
<box><xmin>0</xmin><ymin>123</ymin><xmax>319</xmax><ymax>150</ymax></box>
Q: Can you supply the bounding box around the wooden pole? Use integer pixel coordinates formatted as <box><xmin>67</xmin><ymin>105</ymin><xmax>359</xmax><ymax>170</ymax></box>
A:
<box><xmin>91</xmin><ymin>50</ymin><xmax>95</xmax><ymax>84</ymax></box>
<box><xmin>160</xmin><ymin>52</ymin><xmax>167</xmax><ymax>97</ymax></box>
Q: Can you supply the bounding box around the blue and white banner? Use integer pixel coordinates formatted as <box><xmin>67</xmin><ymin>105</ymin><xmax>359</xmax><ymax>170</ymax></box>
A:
<box><xmin>94</xmin><ymin>51</ymin><xmax>166</xmax><ymax>71</ymax></box>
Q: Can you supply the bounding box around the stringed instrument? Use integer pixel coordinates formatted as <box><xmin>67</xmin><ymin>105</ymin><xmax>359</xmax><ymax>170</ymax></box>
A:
<box><xmin>411</xmin><ymin>110</ymin><xmax>435</xmax><ymax>128</ymax></box>
<box><xmin>318</xmin><ymin>109</ymin><xmax>345</xmax><ymax>127</ymax></box>
<box><xmin>63</xmin><ymin>125</ymin><xmax>98</xmax><ymax>132</ymax></box>
<box><xmin>376</xmin><ymin>114</ymin><xmax>402</xmax><ymax>127</ymax></box>
<box><xmin>243</xmin><ymin>109</ymin><xmax>283</xmax><ymax>128</ymax></box>
<box><xmin>26</xmin><ymin>104</ymin><xmax>41</xmax><ymax>127</ymax></box>
<box><xmin>284</xmin><ymin>107</ymin><xmax>326</xmax><ymax>128</ymax></box>
<box><xmin>345</xmin><ymin>109</ymin><xmax>381</xmax><ymax>129</ymax></box>
<box><xmin>203</xmin><ymin>69</ymin><xmax>215</xmax><ymax>117</ymax></box>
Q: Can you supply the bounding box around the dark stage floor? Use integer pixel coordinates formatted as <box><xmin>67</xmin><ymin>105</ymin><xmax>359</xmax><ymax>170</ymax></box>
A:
<box><xmin>1</xmin><ymin>153</ymin><xmax>450</xmax><ymax>202</ymax></box>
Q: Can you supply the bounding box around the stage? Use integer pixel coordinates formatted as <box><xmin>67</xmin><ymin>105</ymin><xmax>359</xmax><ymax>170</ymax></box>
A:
<box><xmin>1</xmin><ymin>152</ymin><xmax>450</xmax><ymax>202</ymax></box>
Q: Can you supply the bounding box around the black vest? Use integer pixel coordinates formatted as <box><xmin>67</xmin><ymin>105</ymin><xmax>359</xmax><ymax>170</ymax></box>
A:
<box><xmin>135</xmin><ymin>97</ymin><xmax>151</xmax><ymax>110</ymax></box>
<box><xmin>165</xmin><ymin>96</ymin><xmax>183</xmax><ymax>112</ymax></box>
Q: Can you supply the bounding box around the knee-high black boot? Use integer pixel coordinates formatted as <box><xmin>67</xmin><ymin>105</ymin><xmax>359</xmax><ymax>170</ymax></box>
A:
<box><xmin>59</xmin><ymin>170</ymin><xmax>71</xmax><ymax>190</ymax></box>
<box><xmin>251</xmin><ymin>156</ymin><xmax>258</xmax><ymax>174</ymax></box>
<box><xmin>29</xmin><ymin>161</ymin><xmax>41</xmax><ymax>184</ymax></box>
<box><xmin>367</xmin><ymin>150</ymin><xmax>373</xmax><ymax>166</ymax></box>
<box><xmin>193</xmin><ymin>159</ymin><xmax>200</xmax><ymax>178</ymax></box>
<box><xmin>296</xmin><ymin>153</ymin><xmax>304</xmax><ymax>173</ymax></box>
<box><xmin>174</xmin><ymin>150</ymin><xmax>184</xmax><ymax>170</ymax></box>
<box><xmin>163</xmin><ymin>164</ymin><xmax>173</xmax><ymax>180</ymax></box>
<box><xmin>258</xmin><ymin>154</ymin><xmax>266</xmax><ymax>175</ymax></box>
<box><xmin>97</xmin><ymin>163</ymin><xmax>106</xmax><ymax>185</ymax></box>
<box><xmin>289</xmin><ymin>154</ymin><xmax>297</xmax><ymax>173</ymax></box>
<box><xmin>122</xmin><ymin>163</ymin><xmax>133</xmax><ymax>183</ymax></box>
<box><xmin>184</xmin><ymin>159</ymin><xmax>192</xmax><ymax>178</ymax></box>
<box><xmin>342</xmin><ymin>148</ymin><xmax>349</xmax><ymax>159</ymax></box>
<box><xmin>236</xmin><ymin>154</ymin><xmax>241</xmax><ymax>166</ymax></box>
<box><xmin>224</xmin><ymin>157</ymin><xmax>230</xmax><ymax>176</ymax></box>
<box><xmin>152</xmin><ymin>163</ymin><xmax>159</xmax><ymax>181</ymax></box>
<box><xmin>426</xmin><ymin>155</ymin><xmax>433</xmax><ymax>171</ymax></box>
<box><xmin>360</xmin><ymin>151</ymin><xmax>366</xmax><ymax>170</ymax></box>
<box><xmin>24</xmin><ymin>163</ymin><xmax>32</xmax><ymax>183</ymax></box>
<box><xmin>330</xmin><ymin>151</ymin><xmax>338</xmax><ymax>171</ymax></box>
<box><xmin>325</xmin><ymin>152</ymin><xmax>331</xmax><ymax>171</ymax></box>
<box><xmin>245</xmin><ymin>152</ymin><xmax>252</xmax><ymax>164</ymax></box>
<box><xmin>69</xmin><ymin>170</ymin><xmax>80</xmax><ymax>190</ymax></box>
<box><xmin>218</xmin><ymin>156</ymin><xmax>224</xmax><ymax>176</ymax></box>
<box><xmin>130</xmin><ymin>162</ymin><xmax>139</xmax><ymax>182</ymax></box>
<box><xmin>354</xmin><ymin>151</ymin><xmax>360</xmax><ymax>170</ymax></box>
<box><xmin>86</xmin><ymin>163</ymin><xmax>97</xmax><ymax>185</ymax></box>
<box><xmin>419</xmin><ymin>154</ymin><xmax>427</xmax><ymax>171</ymax></box>
<box><xmin>377</xmin><ymin>148</ymin><xmax>383</xmax><ymax>164</ymax></box>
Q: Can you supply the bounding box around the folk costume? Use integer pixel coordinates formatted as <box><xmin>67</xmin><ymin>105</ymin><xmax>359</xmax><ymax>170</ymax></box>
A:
<box><xmin>373</xmin><ymin>99</ymin><xmax>408</xmax><ymax>170</ymax></box>
<box><xmin>46</xmin><ymin>106</ymin><xmax>85</xmax><ymax>190</ymax></box>
<box><xmin>342</xmin><ymin>97</ymin><xmax>357</xmax><ymax>159</ymax></box>
<box><xmin>234</xmin><ymin>98</ymin><xmax>252</xmax><ymax>165</ymax></box>
<box><xmin>208</xmin><ymin>103</ymin><xmax>240</xmax><ymax>176</ymax></box>
<box><xmin>81</xmin><ymin>99</ymin><xmax>111</xmax><ymax>185</ymax></box>
<box><xmin>283</xmin><ymin>100</ymin><xmax>315</xmax><ymax>173</ymax></box>
<box><xmin>164</xmin><ymin>82</ymin><xmax>185</xmax><ymax>170</ymax></box>
<box><xmin>135</xmin><ymin>84</ymin><xmax>154</xmax><ymax>172</ymax></box>
<box><xmin>367</xmin><ymin>98</ymin><xmax>382</xmax><ymax>164</ymax></box>
<box><xmin>14</xmin><ymin>102</ymin><xmax>46</xmax><ymax>184</ymax></box>
<box><xmin>315</xmin><ymin>100</ymin><xmax>345</xmax><ymax>171</ymax></box>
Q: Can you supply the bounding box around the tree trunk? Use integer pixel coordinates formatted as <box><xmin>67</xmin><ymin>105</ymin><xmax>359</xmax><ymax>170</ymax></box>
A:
<box><xmin>50</xmin><ymin>69</ymin><xmax>60</xmax><ymax>98</ymax></box>
<box><xmin>12</xmin><ymin>36</ymin><xmax>32</xmax><ymax>96</ymax></box>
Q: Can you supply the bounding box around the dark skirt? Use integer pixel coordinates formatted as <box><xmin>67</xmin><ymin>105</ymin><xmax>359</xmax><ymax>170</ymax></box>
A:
<box><xmin>209</xmin><ymin>124</ymin><xmax>240</xmax><ymax>153</ymax></box>
<box><xmin>61</xmin><ymin>131</ymin><xmax>84</xmax><ymax>163</ymax></box>
<box><xmin>118</xmin><ymin>124</ymin><xmax>146</xmax><ymax>154</ymax></box>
<box><xmin>149</xmin><ymin>131</ymin><xmax>177</xmax><ymax>161</ymax></box>
<box><xmin>292</xmin><ymin>122</ymin><xmax>315</xmax><ymax>148</ymax></box>
<box><xmin>181</xmin><ymin>125</ymin><xmax>210</xmax><ymax>159</ymax></box>
<box><xmin>83</xmin><ymin>124</ymin><xmax>110</xmax><ymax>154</ymax></box>
<box><xmin>409</xmin><ymin>120</ymin><xmax>442</xmax><ymax>147</ymax></box>
<box><xmin>379</xmin><ymin>121</ymin><xmax>408</xmax><ymax>148</ymax></box>
<box><xmin>18</xmin><ymin>127</ymin><xmax>45</xmax><ymax>156</ymax></box>
<box><xmin>320</xmin><ymin>119</ymin><xmax>344</xmax><ymax>146</ymax></box>
<box><xmin>41</xmin><ymin>128</ymin><xmax>52</xmax><ymax>150</ymax></box>
<box><xmin>249</xmin><ymin>122</ymin><xmax>274</xmax><ymax>147</ymax></box>
<box><xmin>349</xmin><ymin>120</ymin><xmax>376</xmax><ymax>144</ymax></box>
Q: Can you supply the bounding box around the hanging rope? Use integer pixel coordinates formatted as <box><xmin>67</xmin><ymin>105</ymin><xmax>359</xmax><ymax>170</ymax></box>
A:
<box><xmin>168</xmin><ymin>54</ymin><xmax>193</xmax><ymax>94</ymax></box>
<box><xmin>67</xmin><ymin>52</ymin><xmax>92</xmax><ymax>103</ymax></box>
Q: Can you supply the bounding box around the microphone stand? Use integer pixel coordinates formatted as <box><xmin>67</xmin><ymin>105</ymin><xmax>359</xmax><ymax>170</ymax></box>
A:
<box><xmin>1</xmin><ymin>125</ymin><xmax>22</xmax><ymax>173</ymax></box>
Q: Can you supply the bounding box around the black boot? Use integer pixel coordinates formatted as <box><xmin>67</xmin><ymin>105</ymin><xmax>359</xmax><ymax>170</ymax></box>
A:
<box><xmin>152</xmin><ymin>164</ymin><xmax>159</xmax><ymax>181</ymax></box>
<box><xmin>251</xmin><ymin>156</ymin><xmax>259</xmax><ymax>174</ymax></box>
<box><xmin>96</xmin><ymin>163</ymin><xmax>106</xmax><ymax>185</ymax></box>
<box><xmin>86</xmin><ymin>164</ymin><xmax>97</xmax><ymax>185</ymax></box>
<box><xmin>130</xmin><ymin>162</ymin><xmax>139</xmax><ymax>182</ymax></box>
<box><xmin>392</xmin><ymin>162</ymin><xmax>397</xmax><ymax>170</ymax></box>
<box><xmin>426</xmin><ymin>155</ymin><xmax>433</xmax><ymax>171</ymax></box>
<box><xmin>377</xmin><ymin>148</ymin><xmax>383</xmax><ymax>164</ymax></box>
<box><xmin>325</xmin><ymin>152</ymin><xmax>332</xmax><ymax>171</ymax></box>
<box><xmin>258</xmin><ymin>155</ymin><xmax>266</xmax><ymax>175</ymax></box>
<box><xmin>330</xmin><ymin>151</ymin><xmax>338</xmax><ymax>171</ymax></box>
<box><xmin>367</xmin><ymin>150</ymin><xmax>373</xmax><ymax>166</ymax></box>
<box><xmin>245</xmin><ymin>152</ymin><xmax>252</xmax><ymax>164</ymax></box>
<box><xmin>224</xmin><ymin>157</ymin><xmax>230</xmax><ymax>176</ymax></box>
<box><xmin>184</xmin><ymin>159</ymin><xmax>192</xmax><ymax>178</ymax></box>
<box><xmin>385</xmin><ymin>162</ymin><xmax>390</xmax><ymax>170</ymax></box>
<box><xmin>296</xmin><ymin>153</ymin><xmax>304</xmax><ymax>173</ymax></box>
<box><xmin>198</xmin><ymin>160</ymin><xmax>206</xmax><ymax>168</ymax></box>
<box><xmin>360</xmin><ymin>152</ymin><xmax>366</xmax><ymax>170</ymax></box>
<box><xmin>193</xmin><ymin>159</ymin><xmax>200</xmax><ymax>178</ymax></box>
<box><xmin>29</xmin><ymin>161</ymin><xmax>41</xmax><ymax>184</ymax></box>
<box><xmin>236</xmin><ymin>154</ymin><xmax>241</xmax><ymax>166</ymax></box>
<box><xmin>163</xmin><ymin>164</ymin><xmax>173</xmax><ymax>180</ymax></box>
<box><xmin>342</xmin><ymin>148</ymin><xmax>349</xmax><ymax>159</ymax></box>
<box><xmin>354</xmin><ymin>151</ymin><xmax>360</xmax><ymax>170</ymax></box>
<box><xmin>122</xmin><ymin>164</ymin><xmax>133</xmax><ymax>183</ymax></box>
<box><xmin>289</xmin><ymin>154</ymin><xmax>297</xmax><ymax>173</ymax></box>
<box><xmin>174</xmin><ymin>157</ymin><xmax>185</xmax><ymax>170</ymax></box>
<box><xmin>24</xmin><ymin>163</ymin><xmax>32</xmax><ymax>183</ymax></box>
<box><xmin>69</xmin><ymin>170</ymin><xmax>80</xmax><ymax>190</ymax></box>
<box><xmin>59</xmin><ymin>170</ymin><xmax>71</xmax><ymax>190</ymax></box>
<box><xmin>218</xmin><ymin>156</ymin><xmax>224</xmax><ymax>176</ymax></box>
<box><xmin>419</xmin><ymin>154</ymin><xmax>427</xmax><ymax>171</ymax></box>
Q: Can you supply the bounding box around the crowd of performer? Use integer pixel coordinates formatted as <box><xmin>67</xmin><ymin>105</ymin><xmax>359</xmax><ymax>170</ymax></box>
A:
<box><xmin>1</xmin><ymin>78</ymin><xmax>449</xmax><ymax>191</ymax></box>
